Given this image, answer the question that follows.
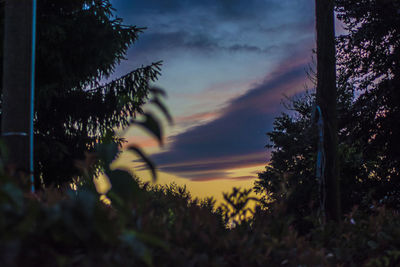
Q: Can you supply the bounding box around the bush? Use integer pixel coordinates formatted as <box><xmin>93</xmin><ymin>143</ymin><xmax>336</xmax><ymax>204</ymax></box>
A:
<box><xmin>1</xmin><ymin>143</ymin><xmax>400</xmax><ymax>266</ymax></box>
<box><xmin>2</xmin><ymin>164</ymin><xmax>400</xmax><ymax>266</ymax></box>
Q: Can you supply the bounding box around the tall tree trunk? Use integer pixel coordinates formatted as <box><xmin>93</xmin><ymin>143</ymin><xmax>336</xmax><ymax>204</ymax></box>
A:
<box><xmin>1</xmin><ymin>0</ymin><xmax>33</xmax><ymax>182</ymax></box>
<box><xmin>315</xmin><ymin>0</ymin><xmax>341</xmax><ymax>221</ymax></box>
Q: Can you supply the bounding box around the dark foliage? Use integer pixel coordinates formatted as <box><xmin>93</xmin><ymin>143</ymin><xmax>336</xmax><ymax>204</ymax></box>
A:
<box><xmin>335</xmin><ymin>0</ymin><xmax>400</xmax><ymax>208</ymax></box>
<box><xmin>256</xmin><ymin>0</ymin><xmax>400</xmax><ymax>224</ymax></box>
<box><xmin>2</xmin><ymin>159</ymin><xmax>400</xmax><ymax>266</ymax></box>
<box><xmin>0</xmin><ymin>0</ymin><xmax>161</xmax><ymax>187</ymax></box>
<box><xmin>0</xmin><ymin>97</ymin><xmax>398</xmax><ymax>265</ymax></box>
<box><xmin>254</xmin><ymin>90</ymin><xmax>365</xmax><ymax>230</ymax></box>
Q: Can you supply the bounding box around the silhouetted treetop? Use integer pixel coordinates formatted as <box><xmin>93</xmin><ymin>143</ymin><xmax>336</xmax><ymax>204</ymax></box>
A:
<box><xmin>0</xmin><ymin>0</ymin><xmax>162</xmax><ymax>186</ymax></box>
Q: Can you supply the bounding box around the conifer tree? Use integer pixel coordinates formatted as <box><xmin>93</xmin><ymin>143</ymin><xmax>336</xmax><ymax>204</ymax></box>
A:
<box><xmin>0</xmin><ymin>0</ymin><xmax>161</xmax><ymax>187</ymax></box>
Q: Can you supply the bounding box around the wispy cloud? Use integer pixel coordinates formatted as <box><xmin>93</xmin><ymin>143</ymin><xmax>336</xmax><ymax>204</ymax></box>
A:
<box><xmin>115</xmin><ymin>0</ymin><xmax>316</xmax><ymax>181</ymax></box>
<box><xmin>113</xmin><ymin>0</ymin><xmax>314</xmax><ymax>66</ymax></box>
<box><xmin>151</xmin><ymin>55</ymin><xmax>312</xmax><ymax>180</ymax></box>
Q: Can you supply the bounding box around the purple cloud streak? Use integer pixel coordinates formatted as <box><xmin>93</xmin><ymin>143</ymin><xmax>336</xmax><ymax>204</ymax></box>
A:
<box><xmin>151</xmin><ymin>55</ymin><xmax>313</xmax><ymax>180</ymax></box>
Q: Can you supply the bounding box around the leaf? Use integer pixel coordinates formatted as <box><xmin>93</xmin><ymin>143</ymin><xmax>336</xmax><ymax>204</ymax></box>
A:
<box><xmin>1</xmin><ymin>183</ymin><xmax>24</xmax><ymax>210</ymax></box>
<box><xmin>135</xmin><ymin>113</ymin><xmax>163</xmax><ymax>145</ymax></box>
<box><xmin>96</xmin><ymin>142</ymin><xmax>119</xmax><ymax>170</ymax></box>
<box><xmin>107</xmin><ymin>169</ymin><xmax>140</xmax><ymax>203</ymax></box>
<box><xmin>367</xmin><ymin>240</ymin><xmax>378</xmax><ymax>250</ymax></box>
<box><xmin>150</xmin><ymin>97</ymin><xmax>173</xmax><ymax>125</ymax></box>
<box><xmin>120</xmin><ymin>230</ymin><xmax>153</xmax><ymax>266</ymax></box>
<box><xmin>127</xmin><ymin>145</ymin><xmax>157</xmax><ymax>182</ymax></box>
<box><xmin>149</xmin><ymin>86</ymin><xmax>167</xmax><ymax>98</ymax></box>
<box><xmin>127</xmin><ymin>230</ymin><xmax>168</xmax><ymax>250</ymax></box>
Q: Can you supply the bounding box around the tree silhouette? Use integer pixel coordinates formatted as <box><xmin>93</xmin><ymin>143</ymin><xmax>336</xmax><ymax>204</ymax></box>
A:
<box><xmin>0</xmin><ymin>0</ymin><xmax>161</xmax><ymax>187</ymax></box>
<box><xmin>256</xmin><ymin>1</ymin><xmax>400</xmax><ymax>222</ymax></box>
<box><xmin>336</xmin><ymin>0</ymin><xmax>400</xmax><ymax>206</ymax></box>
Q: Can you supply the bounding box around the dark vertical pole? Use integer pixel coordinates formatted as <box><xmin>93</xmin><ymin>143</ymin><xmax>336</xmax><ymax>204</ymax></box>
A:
<box><xmin>1</xmin><ymin>0</ymin><xmax>33</xmax><ymax>185</ymax></box>
<box><xmin>315</xmin><ymin>0</ymin><xmax>341</xmax><ymax>221</ymax></box>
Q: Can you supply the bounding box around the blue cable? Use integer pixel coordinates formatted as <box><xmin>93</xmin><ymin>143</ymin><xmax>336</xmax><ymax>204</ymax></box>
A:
<box><xmin>30</xmin><ymin>0</ymin><xmax>37</xmax><ymax>193</ymax></box>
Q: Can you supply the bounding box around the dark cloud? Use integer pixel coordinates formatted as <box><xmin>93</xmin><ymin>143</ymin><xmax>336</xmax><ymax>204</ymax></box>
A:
<box><xmin>111</xmin><ymin>0</ymin><xmax>316</xmax><ymax>180</ymax></box>
<box><xmin>151</xmin><ymin>58</ymin><xmax>310</xmax><ymax>179</ymax></box>
<box><xmin>131</xmin><ymin>31</ymin><xmax>218</xmax><ymax>54</ymax></box>
<box><xmin>114</xmin><ymin>0</ymin><xmax>314</xmax><ymax>58</ymax></box>
<box><xmin>129</xmin><ymin>31</ymin><xmax>277</xmax><ymax>56</ymax></box>
<box><xmin>157</xmin><ymin>152</ymin><xmax>267</xmax><ymax>174</ymax></box>
<box><xmin>115</xmin><ymin>0</ymin><xmax>313</xmax><ymax>22</ymax></box>
<box><xmin>227</xmin><ymin>44</ymin><xmax>275</xmax><ymax>53</ymax></box>
<box><xmin>258</xmin><ymin>19</ymin><xmax>315</xmax><ymax>36</ymax></box>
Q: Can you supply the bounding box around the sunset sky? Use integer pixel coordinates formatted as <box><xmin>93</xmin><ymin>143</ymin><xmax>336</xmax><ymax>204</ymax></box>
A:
<box><xmin>104</xmin><ymin>0</ymin><xmax>328</xmax><ymax>202</ymax></box>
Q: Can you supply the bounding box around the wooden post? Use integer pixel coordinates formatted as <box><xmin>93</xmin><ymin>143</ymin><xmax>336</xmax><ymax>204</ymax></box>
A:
<box><xmin>315</xmin><ymin>0</ymin><xmax>341</xmax><ymax>221</ymax></box>
<box><xmin>1</xmin><ymin>0</ymin><xmax>34</xmax><ymax>185</ymax></box>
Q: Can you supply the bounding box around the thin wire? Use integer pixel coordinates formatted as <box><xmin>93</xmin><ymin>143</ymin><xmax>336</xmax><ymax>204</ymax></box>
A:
<box><xmin>2</xmin><ymin>132</ymin><xmax>28</xmax><ymax>136</ymax></box>
<box><xmin>30</xmin><ymin>0</ymin><xmax>37</xmax><ymax>193</ymax></box>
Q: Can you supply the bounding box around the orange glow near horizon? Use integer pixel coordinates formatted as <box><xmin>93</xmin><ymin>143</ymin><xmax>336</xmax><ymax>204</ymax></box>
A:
<box><xmin>102</xmin><ymin>61</ymin><xmax>308</xmax><ymax>208</ymax></box>
<box><xmin>93</xmin><ymin>150</ymin><xmax>264</xmax><ymax>207</ymax></box>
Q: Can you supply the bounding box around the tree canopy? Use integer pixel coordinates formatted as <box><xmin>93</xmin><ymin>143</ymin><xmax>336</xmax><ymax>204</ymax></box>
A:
<box><xmin>256</xmin><ymin>0</ymin><xmax>400</xmax><ymax>225</ymax></box>
<box><xmin>336</xmin><ymin>0</ymin><xmax>400</xmax><ymax>197</ymax></box>
<box><xmin>0</xmin><ymin>0</ymin><xmax>161</xmax><ymax>187</ymax></box>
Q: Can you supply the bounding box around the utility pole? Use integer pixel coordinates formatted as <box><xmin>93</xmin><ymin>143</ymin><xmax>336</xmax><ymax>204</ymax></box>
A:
<box><xmin>2</xmin><ymin>0</ymin><xmax>35</xmax><ymax>191</ymax></box>
<box><xmin>315</xmin><ymin>0</ymin><xmax>341</xmax><ymax>221</ymax></box>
